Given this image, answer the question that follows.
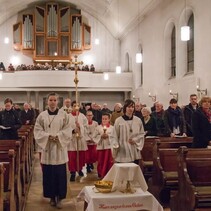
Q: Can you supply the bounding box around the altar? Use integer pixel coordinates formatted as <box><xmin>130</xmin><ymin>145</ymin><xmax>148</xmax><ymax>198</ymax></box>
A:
<box><xmin>77</xmin><ymin>163</ymin><xmax>163</xmax><ymax>211</ymax></box>
<box><xmin>77</xmin><ymin>186</ymin><xmax>163</xmax><ymax>211</ymax></box>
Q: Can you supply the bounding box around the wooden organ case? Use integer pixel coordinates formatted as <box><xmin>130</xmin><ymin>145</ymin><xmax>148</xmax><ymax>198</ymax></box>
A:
<box><xmin>13</xmin><ymin>2</ymin><xmax>91</xmax><ymax>64</ymax></box>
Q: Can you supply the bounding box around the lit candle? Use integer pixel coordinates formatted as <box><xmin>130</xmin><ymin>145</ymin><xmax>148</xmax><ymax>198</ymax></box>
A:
<box><xmin>169</xmin><ymin>90</ymin><xmax>172</xmax><ymax>94</ymax></box>
<box><xmin>148</xmin><ymin>92</ymin><xmax>151</xmax><ymax>96</ymax></box>
<box><xmin>103</xmin><ymin>126</ymin><xmax>107</xmax><ymax>133</ymax></box>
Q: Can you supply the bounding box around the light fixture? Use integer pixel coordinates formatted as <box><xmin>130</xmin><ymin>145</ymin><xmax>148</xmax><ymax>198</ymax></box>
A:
<box><xmin>181</xmin><ymin>0</ymin><xmax>190</xmax><ymax>41</ymax></box>
<box><xmin>0</xmin><ymin>72</ymin><xmax>3</xmax><ymax>80</ymax></box>
<box><xmin>116</xmin><ymin>66</ymin><xmax>121</xmax><ymax>74</ymax></box>
<box><xmin>83</xmin><ymin>55</ymin><xmax>94</xmax><ymax>65</ymax></box>
<box><xmin>169</xmin><ymin>90</ymin><xmax>178</xmax><ymax>100</ymax></box>
<box><xmin>104</xmin><ymin>73</ymin><xmax>109</xmax><ymax>80</ymax></box>
<box><xmin>181</xmin><ymin>26</ymin><xmax>190</xmax><ymax>41</ymax></box>
<box><xmin>94</xmin><ymin>38</ymin><xmax>100</xmax><ymax>45</ymax></box>
<box><xmin>148</xmin><ymin>93</ymin><xmax>156</xmax><ymax>102</ymax></box>
<box><xmin>196</xmin><ymin>85</ymin><xmax>207</xmax><ymax>96</ymax></box>
<box><xmin>136</xmin><ymin>53</ymin><xmax>142</xmax><ymax>63</ymax></box>
<box><xmin>136</xmin><ymin>0</ymin><xmax>142</xmax><ymax>64</ymax></box>
<box><xmin>4</xmin><ymin>37</ymin><xmax>9</xmax><ymax>44</ymax></box>
<box><xmin>132</xmin><ymin>95</ymin><xmax>140</xmax><ymax>103</ymax></box>
<box><xmin>115</xmin><ymin>0</ymin><xmax>121</xmax><ymax>73</ymax></box>
<box><xmin>10</xmin><ymin>56</ymin><xmax>20</xmax><ymax>66</ymax></box>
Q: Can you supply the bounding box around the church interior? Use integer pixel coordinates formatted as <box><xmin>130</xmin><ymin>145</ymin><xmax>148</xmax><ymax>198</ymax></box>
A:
<box><xmin>0</xmin><ymin>0</ymin><xmax>211</xmax><ymax>210</ymax></box>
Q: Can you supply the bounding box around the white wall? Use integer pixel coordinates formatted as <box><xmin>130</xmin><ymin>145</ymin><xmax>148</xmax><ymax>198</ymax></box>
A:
<box><xmin>121</xmin><ymin>0</ymin><xmax>211</xmax><ymax>108</ymax></box>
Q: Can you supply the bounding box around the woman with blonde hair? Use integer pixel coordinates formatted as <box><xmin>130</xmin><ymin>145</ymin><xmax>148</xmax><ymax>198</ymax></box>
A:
<box><xmin>141</xmin><ymin>107</ymin><xmax>157</xmax><ymax>136</ymax></box>
<box><xmin>110</xmin><ymin>103</ymin><xmax>123</xmax><ymax>125</ymax></box>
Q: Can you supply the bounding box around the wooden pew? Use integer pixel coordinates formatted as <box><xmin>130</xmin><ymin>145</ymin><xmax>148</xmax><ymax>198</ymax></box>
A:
<box><xmin>140</xmin><ymin>136</ymin><xmax>192</xmax><ymax>180</ymax></box>
<box><xmin>0</xmin><ymin>140</ymin><xmax>23</xmax><ymax>211</ymax></box>
<box><xmin>140</xmin><ymin>137</ymin><xmax>159</xmax><ymax>180</ymax></box>
<box><xmin>18</xmin><ymin>132</ymin><xmax>30</xmax><ymax>185</ymax></box>
<box><xmin>18</xmin><ymin>125</ymin><xmax>34</xmax><ymax>169</ymax></box>
<box><xmin>0</xmin><ymin>149</ymin><xmax>16</xmax><ymax>211</ymax></box>
<box><xmin>152</xmin><ymin>139</ymin><xmax>192</xmax><ymax>204</ymax></box>
<box><xmin>171</xmin><ymin>146</ymin><xmax>211</xmax><ymax>211</ymax></box>
<box><xmin>18</xmin><ymin>125</ymin><xmax>35</xmax><ymax>185</ymax></box>
<box><xmin>0</xmin><ymin>163</ymin><xmax>4</xmax><ymax>211</ymax></box>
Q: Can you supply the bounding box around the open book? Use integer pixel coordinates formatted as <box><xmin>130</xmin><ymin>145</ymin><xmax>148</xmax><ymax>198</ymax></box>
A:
<box><xmin>145</xmin><ymin>136</ymin><xmax>159</xmax><ymax>139</ymax></box>
<box><xmin>0</xmin><ymin>125</ymin><xmax>11</xmax><ymax>130</ymax></box>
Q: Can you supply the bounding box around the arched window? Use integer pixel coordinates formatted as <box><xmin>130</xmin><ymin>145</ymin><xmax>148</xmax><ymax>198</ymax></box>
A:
<box><xmin>171</xmin><ymin>26</ymin><xmax>176</xmax><ymax>77</ymax></box>
<box><xmin>187</xmin><ymin>14</ymin><xmax>194</xmax><ymax>73</ymax></box>
<box><xmin>125</xmin><ymin>52</ymin><xmax>129</xmax><ymax>72</ymax></box>
<box><xmin>164</xmin><ymin>20</ymin><xmax>176</xmax><ymax>80</ymax></box>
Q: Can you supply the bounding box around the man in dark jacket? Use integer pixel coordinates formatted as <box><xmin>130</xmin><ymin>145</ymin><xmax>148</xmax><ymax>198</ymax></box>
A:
<box><xmin>183</xmin><ymin>94</ymin><xmax>198</xmax><ymax>136</ymax></box>
<box><xmin>0</xmin><ymin>98</ymin><xmax>22</xmax><ymax>139</ymax></box>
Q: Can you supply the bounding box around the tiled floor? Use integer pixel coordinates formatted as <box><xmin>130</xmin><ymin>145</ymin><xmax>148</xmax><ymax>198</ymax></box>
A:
<box><xmin>25</xmin><ymin>153</ymin><xmax>170</xmax><ymax>210</ymax></box>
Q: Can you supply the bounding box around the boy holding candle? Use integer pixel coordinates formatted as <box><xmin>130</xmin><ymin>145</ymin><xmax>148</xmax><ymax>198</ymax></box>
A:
<box><xmin>93</xmin><ymin>113</ymin><xmax>113</xmax><ymax>178</ymax></box>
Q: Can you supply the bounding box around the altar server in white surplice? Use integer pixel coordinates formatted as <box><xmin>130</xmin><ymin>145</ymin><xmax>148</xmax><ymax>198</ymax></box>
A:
<box><xmin>34</xmin><ymin>92</ymin><xmax>72</xmax><ymax>209</ymax></box>
<box><xmin>67</xmin><ymin>100</ymin><xmax>88</xmax><ymax>182</ymax></box>
<box><xmin>110</xmin><ymin>99</ymin><xmax>145</xmax><ymax>164</ymax></box>
<box><xmin>93</xmin><ymin>113</ymin><xmax>114</xmax><ymax>178</ymax></box>
<box><xmin>84</xmin><ymin>110</ymin><xmax>98</xmax><ymax>173</ymax></box>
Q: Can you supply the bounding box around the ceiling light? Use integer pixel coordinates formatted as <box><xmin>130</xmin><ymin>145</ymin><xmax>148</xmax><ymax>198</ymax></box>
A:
<box><xmin>181</xmin><ymin>0</ymin><xmax>190</xmax><ymax>41</ymax></box>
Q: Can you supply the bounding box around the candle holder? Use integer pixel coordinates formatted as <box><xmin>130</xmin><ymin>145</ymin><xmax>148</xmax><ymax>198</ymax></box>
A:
<box><xmin>120</xmin><ymin>180</ymin><xmax>136</xmax><ymax>194</ymax></box>
<box><xmin>148</xmin><ymin>93</ymin><xmax>156</xmax><ymax>102</ymax></box>
<box><xmin>103</xmin><ymin>126</ymin><xmax>107</xmax><ymax>134</ymax></box>
<box><xmin>196</xmin><ymin>86</ymin><xmax>207</xmax><ymax>96</ymax></box>
<box><xmin>132</xmin><ymin>95</ymin><xmax>140</xmax><ymax>103</ymax></box>
<box><xmin>169</xmin><ymin>90</ymin><xmax>178</xmax><ymax>100</ymax></box>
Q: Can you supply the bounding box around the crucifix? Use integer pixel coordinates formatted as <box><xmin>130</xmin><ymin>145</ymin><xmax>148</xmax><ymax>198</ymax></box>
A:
<box><xmin>71</xmin><ymin>55</ymin><xmax>83</xmax><ymax>173</ymax></box>
<box><xmin>72</xmin><ymin>55</ymin><xmax>83</xmax><ymax>108</ymax></box>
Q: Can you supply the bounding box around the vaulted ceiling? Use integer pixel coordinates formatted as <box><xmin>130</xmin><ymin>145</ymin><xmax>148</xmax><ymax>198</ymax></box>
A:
<box><xmin>0</xmin><ymin>0</ymin><xmax>160</xmax><ymax>39</ymax></box>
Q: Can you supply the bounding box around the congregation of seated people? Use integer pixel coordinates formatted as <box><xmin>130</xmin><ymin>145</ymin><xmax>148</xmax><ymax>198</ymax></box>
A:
<box><xmin>6</xmin><ymin>62</ymin><xmax>96</xmax><ymax>72</ymax></box>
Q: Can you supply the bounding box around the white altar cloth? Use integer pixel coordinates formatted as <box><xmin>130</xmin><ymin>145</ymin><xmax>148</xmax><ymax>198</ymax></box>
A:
<box><xmin>103</xmin><ymin>163</ymin><xmax>148</xmax><ymax>192</ymax></box>
<box><xmin>77</xmin><ymin>186</ymin><xmax>163</xmax><ymax>211</ymax></box>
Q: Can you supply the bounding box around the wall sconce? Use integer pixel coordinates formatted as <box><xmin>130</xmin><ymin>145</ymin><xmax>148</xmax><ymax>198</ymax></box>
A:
<box><xmin>116</xmin><ymin>66</ymin><xmax>121</xmax><ymax>74</ymax></box>
<box><xmin>103</xmin><ymin>73</ymin><xmax>109</xmax><ymax>80</ymax></box>
<box><xmin>196</xmin><ymin>85</ymin><xmax>207</xmax><ymax>96</ymax></box>
<box><xmin>169</xmin><ymin>90</ymin><xmax>178</xmax><ymax>100</ymax></box>
<box><xmin>0</xmin><ymin>71</ymin><xmax>3</xmax><ymax>80</ymax></box>
<box><xmin>132</xmin><ymin>95</ymin><xmax>140</xmax><ymax>102</ymax></box>
<box><xmin>148</xmin><ymin>93</ymin><xmax>156</xmax><ymax>102</ymax></box>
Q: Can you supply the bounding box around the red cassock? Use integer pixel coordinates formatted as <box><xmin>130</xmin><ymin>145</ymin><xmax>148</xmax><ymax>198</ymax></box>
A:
<box><xmin>68</xmin><ymin>151</ymin><xmax>86</xmax><ymax>172</ymax></box>
<box><xmin>85</xmin><ymin>144</ymin><xmax>97</xmax><ymax>164</ymax></box>
<box><xmin>97</xmin><ymin>149</ymin><xmax>113</xmax><ymax>178</ymax></box>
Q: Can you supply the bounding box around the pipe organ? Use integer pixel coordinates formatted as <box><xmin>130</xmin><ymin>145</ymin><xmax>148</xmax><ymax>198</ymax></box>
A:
<box><xmin>13</xmin><ymin>2</ymin><xmax>91</xmax><ymax>63</ymax></box>
<box><xmin>71</xmin><ymin>15</ymin><xmax>82</xmax><ymax>50</ymax></box>
<box><xmin>83</xmin><ymin>24</ymin><xmax>91</xmax><ymax>50</ymax></box>
<box><xmin>47</xmin><ymin>4</ymin><xmax>58</xmax><ymax>37</ymax></box>
<box><xmin>23</xmin><ymin>15</ymin><xmax>34</xmax><ymax>49</ymax></box>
